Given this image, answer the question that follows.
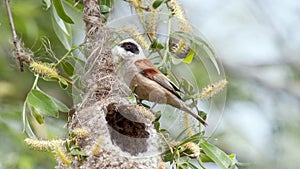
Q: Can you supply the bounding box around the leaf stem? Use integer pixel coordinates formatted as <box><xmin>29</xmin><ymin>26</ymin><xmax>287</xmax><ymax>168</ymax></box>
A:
<box><xmin>53</xmin><ymin>46</ymin><xmax>77</xmax><ymax>67</ymax></box>
<box><xmin>32</xmin><ymin>75</ymin><xmax>40</xmax><ymax>90</ymax></box>
<box><xmin>22</xmin><ymin>75</ymin><xmax>39</xmax><ymax>138</ymax></box>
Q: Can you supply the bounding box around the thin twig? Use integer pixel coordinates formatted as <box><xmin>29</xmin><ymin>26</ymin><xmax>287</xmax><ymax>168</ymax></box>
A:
<box><xmin>5</xmin><ymin>0</ymin><xmax>18</xmax><ymax>48</ymax></box>
<box><xmin>5</xmin><ymin>0</ymin><xmax>31</xmax><ymax>71</ymax></box>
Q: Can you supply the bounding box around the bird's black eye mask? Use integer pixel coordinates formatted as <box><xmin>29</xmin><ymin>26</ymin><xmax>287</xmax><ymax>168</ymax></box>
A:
<box><xmin>119</xmin><ymin>42</ymin><xmax>140</xmax><ymax>54</ymax></box>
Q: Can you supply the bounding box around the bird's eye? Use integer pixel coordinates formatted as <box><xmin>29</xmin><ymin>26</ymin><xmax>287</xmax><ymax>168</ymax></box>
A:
<box><xmin>120</xmin><ymin>42</ymin><xmax>140</xmax><ymax>54</ymax></box>
<box><xmin>125</xmin><ymin>44</ymin><xmax>131</xmax><ymax>50</ymax></box>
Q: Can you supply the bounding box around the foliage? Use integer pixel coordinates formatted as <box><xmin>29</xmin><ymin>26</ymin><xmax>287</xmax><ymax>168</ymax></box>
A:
<box><xmin>0</xmin><ymin>105</ymin><xmax>57</xmax><ymax>169</ymax></box>
<box><xmin>1</xmin><ymin>0</ymin><xmax>236</xmax><ymax>168</ymax></box>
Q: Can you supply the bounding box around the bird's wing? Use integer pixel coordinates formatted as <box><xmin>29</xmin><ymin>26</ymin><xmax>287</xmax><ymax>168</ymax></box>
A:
<box><xmin>135</xmin><ymin>59</ymin><xmax>182</xmax><ymax>99</ymax></box>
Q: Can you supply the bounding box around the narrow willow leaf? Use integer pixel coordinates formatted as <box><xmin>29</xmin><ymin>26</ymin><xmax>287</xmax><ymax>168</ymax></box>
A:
<box><xmin>152</xmin><ymin>0</ymin><xmax>164</xmax><ymax>9</ymax></box>
<box><xmin>30</xmin><ymin>106</ymin><xmax>45</xmax><ymax>124</ymax></box>
<box><xmin>187</xmin><ymin>162</ymin><xmax>199</xmax><ymax>169</ymax></box>
<box><xmin>64</xmin><ymin>140</ymin><xmax>71</xmax><ymax>153</ymax></box>
<box><xmin>183</xmin><ymin>48</ymin><xmax>195</xmax><ymax>64</ymax></box>
<box><xmin>200</xmin><ymin>141</ymin><xmax>238</xmax><ymax>169</ymax></box>
<box><xmin>53</xmin><ymin>0</ymin><xmax>74</xmax><ymax>24</ymax></box>
<box><xmin>154</xmin><ymin>121</ymin><xmax>160</xmax><ymax>130</ymax></box>
<box><xmin>61</xmin><ymin>61</ymin><xmax>74</xmax><ymax>76</ymax></box>
<box><xmin>174</xmin><ymin>126</ymin><xmax>199</xmax><ymax>141</ymax></box>
<box><xmin>51</xmin><ymin>7</ymin><xmax>72</xmax><ymax>50</ymax></box>
<box><xmin>27</xmin><ymin>89</ymin><xmax>59</xmax><ymax>118</ymax></box>
<box><xmin>24</xmin><ymin>115</ymin><xmax>37</xmax><ymax>138</ymax></box>
<box><xmin>177</xmin><ymin>134</ymin><xmax>201</xmax><ymax>146</ymax></box>
<box><xmin>201</xmin><ymin>43</ymin><xmax>220</xmax><ymax>74</ymax></box>
<box><xmin>51</xmin><ymin>97</ymin><xmax>69</xmax><ymax>112</ymax></box>
<box><xmin>70</xmin><ymin>145</ymin><xmax>81</xmax><ymax>150</ymax></box>
<box><xmin>178</xmin><ymin>163</ymin><xmax>189</xmax><ymax>169</ymax></box>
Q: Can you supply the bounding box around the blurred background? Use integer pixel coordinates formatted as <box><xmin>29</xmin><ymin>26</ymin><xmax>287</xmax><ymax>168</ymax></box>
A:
<box><xmin>183</xmin><ymin>0</ymin><xmax>300</xmax><ymax>169</ymax></box>
<box><xmin>0</xmin><ymin>0</ymin><xmax>300</xmax><ymax>168</ymax></box>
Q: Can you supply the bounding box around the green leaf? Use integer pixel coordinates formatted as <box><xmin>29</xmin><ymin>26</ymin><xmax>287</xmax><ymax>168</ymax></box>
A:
<box><xmin>24</xmin><ymin>114</ymin><xmax>37</xmax><ymax>139</ymax></box>
<box><xmin>177</xmin><ymin>134</ymin><xmax>201</xmax><ymax>147</ymax></box>
<box><xmin>64</xmin><ymin>140</ymin><xmax>71</xmax><ymax>153</ymax></box>
<box><xmin>154</xmin><ymin>121</ymin><xmax>160</xmax><ymax>130</ymax></box>
<box><xmin>178</xmin><ymin>163</ymin><xmax>189</xmax><ymax>169</ymax></box>
<box><xmin>59</xmin><ymin>78</ymin><xmax>68</xmax><ymax>89</ymax></box>
<box><xmin>99</xmin><ymin>0</ymin><xmax>114</xmax><ymax>19</ymax></box>
<box><xmin>151</xmin><ymin>39</ymin><xmax>164</xmax><ymax>50</ymax></box>
<box><xmin>100</xmin><ymin>0</ymin><xmax>114</xmax><ymax>7</ymax></box>
<box><xmin>200</xmin><ymin>141</ymin><xmax>238</xmax><ymax>169</ymax></box>
<box><xmin>163</xmin><ymin>150</ymin><xmax>174</xmax><ymax>162</ymax></box>
<box><xmin>155</xmin><ymin>111</ymin><xmax>161</xmax><ymax>121</ymax></box>
<box><xmin>41</xmin><ymin>0</ymin><xmax>51</xmax><ymax>10</ymax></box>
<box><xmin>69</xmin><ymin>150</ymin><xmax>88</xmax><ymax>156</ymax></box>
<box><xmin>174</xmin><ymin>126</ymin><xmax>199</xmax><ymax>141</ymax></box>
<box><xmin>183</xmin><ymin>48</ymin><xmax>195</xmax><ymax>64</ymax></box>
<box><xmin>198</xmin><ymin>110</ymin><xmax>207</xmax><ymax>120</ymax></box>
<box><xmin>152</xmin><ymin>0</ymin><xmax>164</xmax><ymax>9</ymax></box>
<box><xmin>61</xmin><ymin>61</ymin><xmax>74</xmax><ymax>76</ymax></box>
<box><xmin>30</xmin><ymin>106</ymin><xmax>45</xmax><ymax>124</ymax></box>
<box><xmin>200</xmin><ymin>152</ymin><xmax>213</xmax><ymax>162</ymax></box>
<box><xmin>51</xmin><ymin>5</ymin><xmax>72</xmax><ymax>51</ymax></box>
<box><xmin>52</xmin><ymin>0</ymin><xmax>74</xmax><ymax>24</ymax></box>
<box><xmin>173</xmin><ymin>32</ymin><xmax>220</xmax><ymax>74</ymax></box>
<box><xmin>100</xmin><ymin>5</ymin><xmax>111</xmax><ymax>13</ymax></box>
<box><xmin>187</xmin><ymin>162</ymin><xmax>199</xmax><ymax>169</ymax></box>
<box><xmin>27</xmin><ymin>89</ymin><xmax>59</xmax><ymax>118</ymax></box>
<box><xmin>70</xmin><ymin>145</ymin><xmax>81</xmax><ymax>150</ymax></box>
<box><xmin>51</xmin><ymin>6</ymin><xmax>72</xmax><ymax>50</ymax></box>
<box><xmin>42</xmin><ymin>77</ymin><xmax>57</xmax><ymax>82</ymax></box>
<box><xmin>51</xmin><ymin>97</ymin><xmax>69</xmax><ymax>112</ymax></box>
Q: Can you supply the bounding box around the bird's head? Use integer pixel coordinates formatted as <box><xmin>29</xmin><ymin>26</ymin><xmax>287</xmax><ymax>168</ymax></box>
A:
<box><xmin>112</xmin><ymin>39</ymin><xmax>145</xmax><ymax>63</ymax></box>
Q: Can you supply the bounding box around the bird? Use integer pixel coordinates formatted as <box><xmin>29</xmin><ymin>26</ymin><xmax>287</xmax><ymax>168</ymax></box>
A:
<box><xmin>111</xmin><ymin>38</ymin><xmax>207</xmax><ymax>126</ymax></box>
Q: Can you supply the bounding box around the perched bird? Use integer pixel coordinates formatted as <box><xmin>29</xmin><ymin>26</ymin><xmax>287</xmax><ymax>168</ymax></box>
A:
<box><xmin>112</xmin><ymin>39</ymin><xmax>207</xmax><ymax>126</ymax></box>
